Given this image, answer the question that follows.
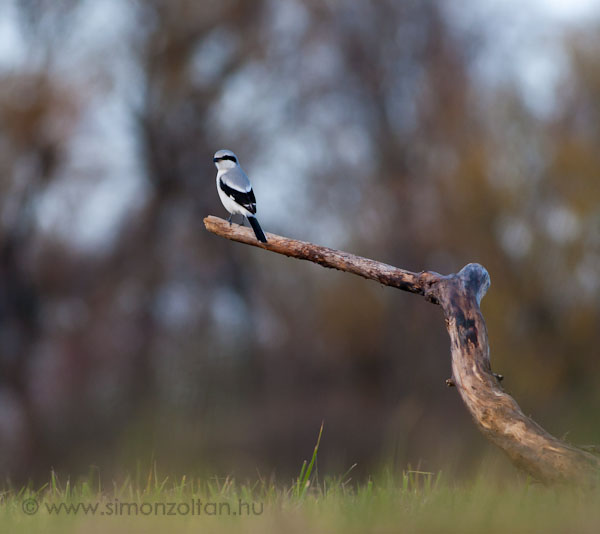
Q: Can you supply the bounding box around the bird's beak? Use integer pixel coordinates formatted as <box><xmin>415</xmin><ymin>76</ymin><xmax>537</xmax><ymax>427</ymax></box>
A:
<box><xmin>213</xmin><ymin>157</ymin><xmax>219</xmax><ymax>163</ymax></box>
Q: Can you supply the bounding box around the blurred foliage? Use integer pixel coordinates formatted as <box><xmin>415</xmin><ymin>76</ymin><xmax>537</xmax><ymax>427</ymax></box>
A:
<box><xmin>0</xmin><ymin>0</ymin><xmax>599</xmax><ymax>482</ymax></box>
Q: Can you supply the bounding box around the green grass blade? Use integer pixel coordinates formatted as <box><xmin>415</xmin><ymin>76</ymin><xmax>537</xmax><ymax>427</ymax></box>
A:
<box><xmin>297</xmin><ymin>421</ymin><xmax>324</xmax><ymax>499</ymax></box>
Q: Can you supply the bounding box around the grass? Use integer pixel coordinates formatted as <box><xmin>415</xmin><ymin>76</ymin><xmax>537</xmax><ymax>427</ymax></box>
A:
<box><xmin>3</xmin><ymin>427</ymin><xmax>600</xmax><ymax>533</ymax></box>
<box><xmin>294</xmin><ymin>421</ymin><xmax>324</xmax><ymax>498</ymax></box>
<box><xmin>3</xmin><ymin>466</ymin><xmax>600</xmax><ymax>533</ymax></box>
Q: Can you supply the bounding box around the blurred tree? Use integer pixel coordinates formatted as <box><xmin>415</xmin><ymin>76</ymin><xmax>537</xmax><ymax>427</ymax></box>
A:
<box><xmin>0</xmin><ymin>0</ymin><xmax>598</xmax><ymax>482</ymax></box>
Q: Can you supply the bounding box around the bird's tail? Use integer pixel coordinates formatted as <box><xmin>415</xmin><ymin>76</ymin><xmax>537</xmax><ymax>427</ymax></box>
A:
<box><xmin>248</xmin><ymin>216</ymin><xmax>267</xmax><ymax>243</ymax></box>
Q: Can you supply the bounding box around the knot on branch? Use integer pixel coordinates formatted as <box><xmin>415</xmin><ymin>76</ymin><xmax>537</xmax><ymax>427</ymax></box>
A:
<box><xmin>417</xmin><ymin>271</ymin><xmax>444</xmax><ymax>304</ymax></box>
<box><xmin>457</xmin><ymin>263</ymin><xmax>490</xmax><ymax>305</ymax></box>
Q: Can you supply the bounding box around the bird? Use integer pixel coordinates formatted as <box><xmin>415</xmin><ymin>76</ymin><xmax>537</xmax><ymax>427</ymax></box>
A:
<box><xmin>213</xmin><ymin>149</ymin><xmax>267</xmax><ymax>243</ymax></box>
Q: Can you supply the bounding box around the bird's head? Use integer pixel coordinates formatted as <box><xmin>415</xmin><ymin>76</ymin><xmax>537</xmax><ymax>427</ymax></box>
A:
<box><xmin>213</xmin><ymin>149</ymin><xmax>239</xmax><ymax>170</ymax></box>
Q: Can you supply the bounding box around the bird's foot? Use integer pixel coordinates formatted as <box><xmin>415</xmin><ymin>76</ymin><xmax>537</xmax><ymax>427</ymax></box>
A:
<box><xmin>227</xmin><ymin>214</ymin><xmax>232</xmax><ymax>225</ymax></box>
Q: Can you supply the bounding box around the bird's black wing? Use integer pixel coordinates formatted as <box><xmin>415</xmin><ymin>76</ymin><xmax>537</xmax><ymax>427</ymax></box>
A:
<box><xmin>219</xmin><ymin>178</ymin><xmax>257</xmax><ymax>214</ymax></box>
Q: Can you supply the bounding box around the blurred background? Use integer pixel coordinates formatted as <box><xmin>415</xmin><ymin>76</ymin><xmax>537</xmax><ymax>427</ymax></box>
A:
<box><xmin>0</xmin><ymin>0</ymin><xmax>599</xmax><ymax>483</ymax></box>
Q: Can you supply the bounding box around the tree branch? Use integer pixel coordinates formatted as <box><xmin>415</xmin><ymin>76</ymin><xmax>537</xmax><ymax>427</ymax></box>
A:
<box><xmin>204</xmin><ymin>216</ymin><xmax>441</xmax><ymax>297</ymax></box>
<box><xmin>204</xmin><ymin>215</ymin><xmax>600</xmax><ymax>486</ymax></box>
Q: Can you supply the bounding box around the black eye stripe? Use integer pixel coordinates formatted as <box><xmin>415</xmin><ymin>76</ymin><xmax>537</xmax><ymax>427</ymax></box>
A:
<box><xmin>214</xmin><ymin>155</ymin><xmax>237</xmax><ymax>163</ymax></box>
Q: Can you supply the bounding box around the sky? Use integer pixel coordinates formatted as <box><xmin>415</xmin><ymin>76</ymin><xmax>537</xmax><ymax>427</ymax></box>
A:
<box><xmin>533</xmin><ymin>0</ymin><xmax>599</xmax><ymax>20</ymax></box>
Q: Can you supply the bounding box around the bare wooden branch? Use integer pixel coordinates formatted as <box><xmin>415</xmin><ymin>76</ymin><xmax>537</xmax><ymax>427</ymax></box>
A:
<box><xmin>204</xmin><ymin>216</ymin><xmax>441</xmax><ymax>296</ymax></box>
<box><xmin>204</xmin><ymin>215</ymin><xmax>600</xmax><ymax>486</ymax></box>
<box><xmin>438</xmin><ymin>264</ymin><xmax>600</xmax><ymax>486</ymax></box>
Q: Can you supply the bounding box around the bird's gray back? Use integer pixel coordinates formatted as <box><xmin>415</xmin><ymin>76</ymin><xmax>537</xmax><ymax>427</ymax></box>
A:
<box><xmin>221</xmin><ymin>166</ymin><xmax>251</xmax><ymax>192</ymax></box>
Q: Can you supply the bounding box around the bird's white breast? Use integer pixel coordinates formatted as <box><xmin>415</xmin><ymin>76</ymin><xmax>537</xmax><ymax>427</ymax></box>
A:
<box><xmin>216</xmin><ymin>170</ymin><xmax>251</xmax><ymax>217</ymax></box>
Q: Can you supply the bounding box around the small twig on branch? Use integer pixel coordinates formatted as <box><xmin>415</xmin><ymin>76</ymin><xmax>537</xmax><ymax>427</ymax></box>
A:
<box><xmin>204</xmin><ymin>215</ymin><xmax>600</xmax><ymax>487</ymax></box>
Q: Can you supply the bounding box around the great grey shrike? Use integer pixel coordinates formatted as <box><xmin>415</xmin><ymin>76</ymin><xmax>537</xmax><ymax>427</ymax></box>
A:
<box><xmin>213</xmin><ymin>149</ymin><xmax>267</xmax><ymax>243</ymax></box>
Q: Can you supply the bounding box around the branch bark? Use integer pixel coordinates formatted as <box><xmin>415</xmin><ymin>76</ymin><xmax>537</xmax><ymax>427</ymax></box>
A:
<box><xmin>204</xmin><ymin>215</ymin><xmax>600</xmax><ymax>486</ymax></box>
